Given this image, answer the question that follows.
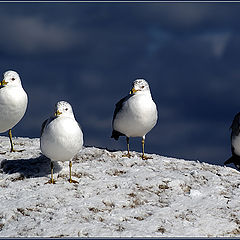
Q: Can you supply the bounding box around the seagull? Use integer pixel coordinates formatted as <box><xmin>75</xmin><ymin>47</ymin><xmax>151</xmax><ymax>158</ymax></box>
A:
<box><xmin>0</xmin><ymin>70</ymin><xmax>28</xmax><ymax>153</ymax></box>
<box><xmin>111</xmin><ymin>79</ymin><xmax>158</xmax><ymax>159</ymax></box>
<box><xmin>40</xmin><ymin>101</ymin><xmax>83</xmax><ymax>184</ymax></box>
<box><xmin>224</xmin><ymin>112</ymin><xmax>240</xmax><ymax>170</ymax></box>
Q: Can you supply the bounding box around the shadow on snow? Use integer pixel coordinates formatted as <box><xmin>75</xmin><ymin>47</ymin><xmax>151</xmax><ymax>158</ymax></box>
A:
<box><xmin>0</xmin><ymin>154</ymin><xmax>62</xmax><ymax>178</ymax></box>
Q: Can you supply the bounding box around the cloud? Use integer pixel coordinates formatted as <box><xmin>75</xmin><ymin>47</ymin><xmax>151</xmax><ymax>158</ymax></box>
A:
<box><xmin>0</xmin><ymin>13</ymin><xmax>81</xmax><ymax>55</ymax></box>
<box><xmin>133</xmin><ymin>3</ymin><xmax>240</xmax><ymax>32</ymax></box>
<box><xmin>197</xmin><ymin>32</ymin><xmax>231</xmax><ymax>58</ymax></box>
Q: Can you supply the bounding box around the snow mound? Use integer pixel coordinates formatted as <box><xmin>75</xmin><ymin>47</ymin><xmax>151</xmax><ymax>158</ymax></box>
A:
<box><xmin>0</xmin><ymin>136</ymin><xmax>239</xmax><ymax>237</ymax></box>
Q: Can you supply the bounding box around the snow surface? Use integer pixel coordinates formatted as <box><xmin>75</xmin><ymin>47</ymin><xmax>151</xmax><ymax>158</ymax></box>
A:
<box><xmin>0</xmin><ymin>136</ymin><xmax>240</xmax><ymax>237</ymax></box>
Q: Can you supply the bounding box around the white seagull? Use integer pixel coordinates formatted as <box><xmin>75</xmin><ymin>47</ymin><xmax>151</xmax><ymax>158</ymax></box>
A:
<box><xmin>0</xmin><ymin>70</ymin><xmax>28</xmax><ymax>152</ymax></box>
<box><xmin>40</xmin><ymin>101</ymin><xmax>83</xmax><ymax>184</ymax></box>
<box><xmin>224</xmin><ymin>112</ymin><xmax>240</xmax><ymax>170</ymax></box>
<box><xmin>111</xmin><ymin>79</ymin><xmax>158</xmax><ymax>159</ymax></box>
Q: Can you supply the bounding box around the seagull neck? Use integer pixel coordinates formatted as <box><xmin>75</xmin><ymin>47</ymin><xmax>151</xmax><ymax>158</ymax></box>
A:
<box><xmin>135</xmin><ymin>91</ymin><xmax>152</xmax><ymax>98</ymax></box>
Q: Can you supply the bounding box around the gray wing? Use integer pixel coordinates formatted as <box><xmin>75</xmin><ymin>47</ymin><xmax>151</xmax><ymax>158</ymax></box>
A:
<box><xmin>231</xmin><ymin>112</ymin><xmax>240</xmax><ymax>138</ymax></box>
<box><xmin>40</xmin><ymin>119</ymin><xmax>48</xmax><ymax>137</ymax></box>
<box><xmin>230</xmin><ymin>112</ymin><xmax>240</xmax><ymax>155</ymax></box>
<box><xmin>112</xmin><ymin>95</ymin><xmax>130</xmax><ymax>122</ymax></box>
<box><xmin>40</xmin><ymin>116</ymin><xmax>55</xmax><ymax>137</ymax></box>
<box><xmin>111</xmin><ymin>95</ymin><xmax>131</xmax><ymax>140</ymax></box>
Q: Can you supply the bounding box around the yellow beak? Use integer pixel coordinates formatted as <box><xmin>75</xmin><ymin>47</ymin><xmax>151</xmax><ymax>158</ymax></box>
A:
<box><xmin>130</xmin><ymin>87</ymin><xmax>138</xmax><ymax>95</ymax></box>
<box><xmin>55</xmin><ymin>110</ymin><xmax>62</xmax><ymax>116</ymax></box>
<box><xmin>0</xmin><ymin>79</ymin><xmax>8</xmax><ymax>86</ymax></box>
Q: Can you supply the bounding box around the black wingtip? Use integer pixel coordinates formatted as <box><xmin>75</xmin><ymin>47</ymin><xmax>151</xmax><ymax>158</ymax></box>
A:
<box><xmin>224</xmin><ymin>156</ymin><xmax>235</xmax><ymax>165</ymax></box>
<box><xmin>111</xmin><ymin>130</ymin><xmax>124</xmax><ymax>140</ymax></box>
<box><xmin>224</xmin><ymin>155</ymin><xmax>240</xmax><ymax>170</ymax></box>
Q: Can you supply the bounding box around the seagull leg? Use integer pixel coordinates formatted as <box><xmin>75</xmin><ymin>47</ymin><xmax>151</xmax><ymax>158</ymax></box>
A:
<box><xmin>45</xmin><ymin>161</ymin><xmax>56</xmax><ymax>184</ymax></box>
<box><xmin>8</xmin><ymin>129</ymin><xmax>24</xmax><ymax>152</ymax></box>
<box><xmin>9</xmin><ymin>129</ymin><xmax>15</xmax><ymax>152</ymax></box>
<box><xmin>69</xmin><ymin>160</ymin><xmax>78</xmax><ymax>183</ymax></box>
<box><xmin>141</xmin><ymin>136</ymin><xmax>152</xmax><ymax>160</ymax></box>
<box><xmin>122</xmin><ymin>137</ymin><xmax>132</xmax><ymax>158</ymax></box>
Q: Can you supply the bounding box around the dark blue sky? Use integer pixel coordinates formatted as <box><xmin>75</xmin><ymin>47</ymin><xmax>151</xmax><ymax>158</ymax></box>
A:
<box><xmin>0</xmin><ymin>2</ymin><xmax>239</xmax><ymax>167</ymax></box>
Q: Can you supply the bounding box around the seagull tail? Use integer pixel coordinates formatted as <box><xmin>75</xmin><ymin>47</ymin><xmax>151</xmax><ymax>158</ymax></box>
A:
<box><xmin>224</xmin><ymin>155</ymin><xmax>240</xmax><ymax>170</ymax></box>
<box><xmin>224</xmin><ymin>155</ymin><xmax>240</xmax><ymax>165</ymax></box>
<box><xmin>224</xmin><ymin>156</ymin><xmax>235</xmax><ymax>165</ymax></box>
<box><xmin>111</xmin><ymin>130</ymin><xmax>124</xmax><ymax>140</ymax></box>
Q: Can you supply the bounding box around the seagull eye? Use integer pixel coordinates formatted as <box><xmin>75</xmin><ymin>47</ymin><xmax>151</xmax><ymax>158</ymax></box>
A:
<box><xmin>11</xmin><ymin>78</ymin><xmax>15</xmax><ymax>81</ymax></box>
<box><xmin>65</xmin><ymin>108</ymin><xmax>68</xmax><ymax>111</ymax></box>
<box><xmin>141</xmin><ymin>86</ymin><xmax>144</xmax><ymax>89</ymax></box>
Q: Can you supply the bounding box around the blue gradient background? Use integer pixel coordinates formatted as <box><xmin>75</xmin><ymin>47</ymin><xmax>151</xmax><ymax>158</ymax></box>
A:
<box><xmin>0</xmin><ymin>2</ymin><xmax>239</xmax><ymax>167</ymax></box>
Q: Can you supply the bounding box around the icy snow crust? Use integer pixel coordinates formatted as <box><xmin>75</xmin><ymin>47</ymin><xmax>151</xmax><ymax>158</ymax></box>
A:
<box><xmin>0</xmin><ymin>136</ymin><xmax>240</xmax><ymax>237</ymax></box>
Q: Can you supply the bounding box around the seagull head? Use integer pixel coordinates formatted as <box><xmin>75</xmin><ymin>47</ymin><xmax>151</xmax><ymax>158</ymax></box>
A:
<box><xmin>130</xmin><ymin>79</ymin><xmax>150</xmax><ymax>95</ymax></box>
<box><xmin>1</xmin><ymin>70</ymin><xmax>22</xmax><ymax>87</ymax></box>
<box><xmin>54</xmin><ymin>101</ymin><xmax>75</xmax><ymax>118</ymax></box>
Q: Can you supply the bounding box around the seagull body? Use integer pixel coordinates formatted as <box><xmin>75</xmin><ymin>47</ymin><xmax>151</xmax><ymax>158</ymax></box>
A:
<box><xmin>40</xmin><ymin>101</ymin><xmax>83</xmax><ymax>183</ymax></box>
<box><xmin>111</xmin><ymin>79</ymin><xmax>158</xmax><ymax>159</ymax></box>
<box><xmin>225</xmin><ymin>112</ymin><xmax>240</xmax><ymax>170</ymax></box>
<box><xmin>0</xmin><ymin>70</ymin><xmax>28</xmax><ymax>152</ymax></box>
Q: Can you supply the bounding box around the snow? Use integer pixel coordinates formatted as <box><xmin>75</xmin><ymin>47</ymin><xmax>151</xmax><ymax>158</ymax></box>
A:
<box><xmin>0</xmin><ymin>136</ymin><xmax>240</xmax><ymax>237</ymax></box>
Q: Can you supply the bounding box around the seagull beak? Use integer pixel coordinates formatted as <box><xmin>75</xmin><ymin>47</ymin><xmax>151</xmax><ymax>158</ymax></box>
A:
<box><xmin>55</xmin><ymin>110</ymin><xmax>62</xmax><ymax>116</ymax></box>
<box><xmin>130</xmin><ymin>87</ymin><xmax>138</xmax><ymax>95</ymax></box>
<box><xmin>0</xmin><ymin>79</ymin><xmax>8</xmax><ymax>86</ymax></box>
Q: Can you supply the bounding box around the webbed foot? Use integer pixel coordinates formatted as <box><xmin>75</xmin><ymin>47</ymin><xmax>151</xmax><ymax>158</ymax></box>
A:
<box><xmin>45</xmin><ymin>179</ymin><xmax>56</xmax><ymax>184</ymax></box>
<box><xmin>122</xmin><ymin>152</ymin><xmax>132</xmax><ymax>158</ymax></box>
<box><xmin>69</xmin><ymin>178</ymin><xmax>79</xmax><ymax>184</ymax></box>
<box><xmin>142</xmin><ymin>154</ymin><xmax>153</xmax><ymax>160</ymax></box>
<box><xmin>10</xmin><ymin>149</ymin><xmax>25</xmax><ymax>153</ymax></box>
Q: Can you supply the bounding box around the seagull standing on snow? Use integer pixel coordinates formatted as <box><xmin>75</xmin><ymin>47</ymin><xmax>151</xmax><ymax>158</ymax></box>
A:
<box><xmin>111</xmin><ymin>79</ymin><xmax>158</xmax><ymax>159</ymax></box>
<box><xmin>224</xmin><ymin>112</ymin><xmax>240</xmax><ymax>170</ymax></box>
<box><xmin>40</xmin><ymin>101</ymin><xmax>83</xmax><ymax>184</ymax></box>
<box><xmin>0</xmin><ymin>70</ymin><xmax>28</xmax><ymax>152</ymax></box>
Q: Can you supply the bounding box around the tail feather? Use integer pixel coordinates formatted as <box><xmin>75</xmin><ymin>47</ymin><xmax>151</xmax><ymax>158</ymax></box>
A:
<box><xmin>224</xmin><ymin>155</ymin><xmax>240</xmax><ymax>170</ymax></box>
<box><xmin>224</xmin><ymin>156</ymin><xmax>236</xmax><ymax>165</ymax></box>
<box><xmin>111</xmin><ymin>130</ymin><xmax>124</xmax><ymax>140</ymax></box>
